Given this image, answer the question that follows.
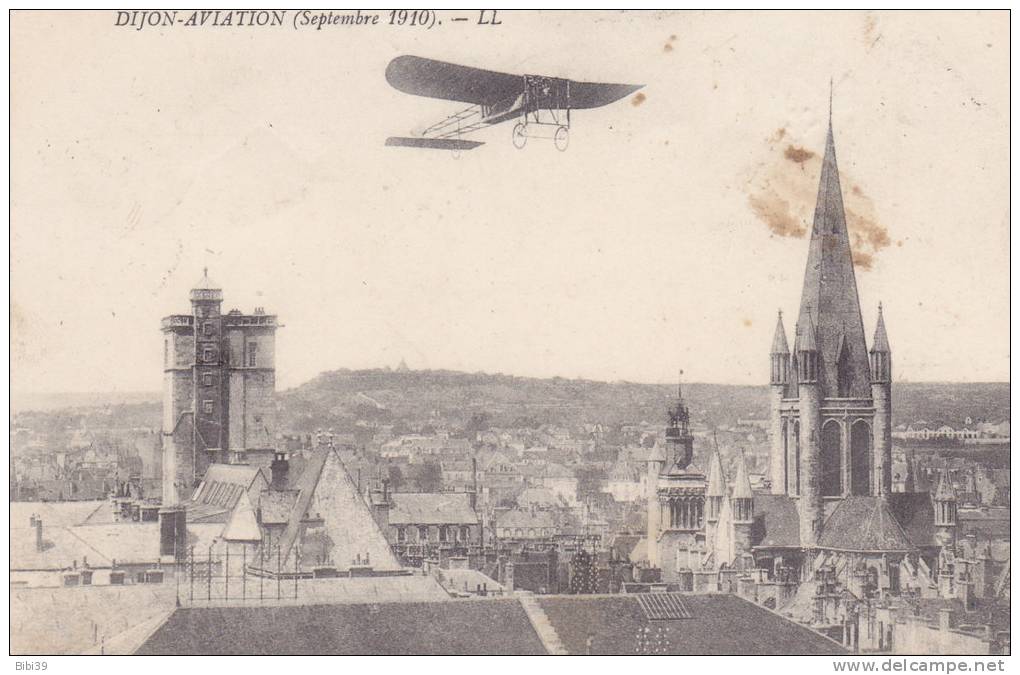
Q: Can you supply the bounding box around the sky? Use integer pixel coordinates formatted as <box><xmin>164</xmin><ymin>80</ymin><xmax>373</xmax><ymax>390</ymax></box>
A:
<box><xmin>10</xmin><ymin>10</ymin><xmax>1010</xmax><ymax>394</ymax></box>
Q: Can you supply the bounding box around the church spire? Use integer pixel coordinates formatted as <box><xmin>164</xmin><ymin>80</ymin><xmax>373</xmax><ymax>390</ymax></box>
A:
<box><xmin>871</xmin><ymin>303</ymin><xmax>891</xmax><ymax>353</ymax></box>
<box><xmin>795</xmin><ymin>100</ymin><xmax>871</xmax><ymax>398</ymax></box>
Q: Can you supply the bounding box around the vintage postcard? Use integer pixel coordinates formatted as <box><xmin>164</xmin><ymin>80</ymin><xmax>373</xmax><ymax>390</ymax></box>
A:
<box><xmin>8</xmin><ymin>9</ymin><xmax>1010</xmax><ymax>661</ymax></box>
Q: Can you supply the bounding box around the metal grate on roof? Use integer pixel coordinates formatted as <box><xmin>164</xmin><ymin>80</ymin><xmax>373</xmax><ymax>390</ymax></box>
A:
<box><xmin>636</xmin><ymin>593</ymin><xmax>693</xmax><ymax>621</ymax></box>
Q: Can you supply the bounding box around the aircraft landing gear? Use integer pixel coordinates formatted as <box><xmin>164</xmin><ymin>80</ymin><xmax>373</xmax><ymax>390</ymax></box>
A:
<box><xmin>512</xmin><ymin>123</ymin><xmax>528</xmax><ymax>149</ymax></box>
<box><xmin>554</xmin><ymin>125</ymin><xmax>569</xmax><ymax>152</ymax></box>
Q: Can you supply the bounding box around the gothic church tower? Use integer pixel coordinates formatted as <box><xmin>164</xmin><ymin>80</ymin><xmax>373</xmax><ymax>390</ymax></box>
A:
<box><xmin>767</xmin><ymin>110</ymin><xmax>893</xmax><ymax>546</ymax></box>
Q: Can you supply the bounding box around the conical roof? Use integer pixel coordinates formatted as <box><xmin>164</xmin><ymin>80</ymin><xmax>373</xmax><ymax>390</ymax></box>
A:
<box><xmin>731</xmin><ymin>452</ymin><xmax>753</xmax><ymax>499</ymax></box>
<box><xmin>797</xmin><ymin>312</ymin><xmax>818</xmax><ymax>353</ymax></box>
<box><xmin>794</xmin><ymin>119</ymin><xmax>871</xmax><ymax>397</ymax></box>
<box><xmin>871</xmin><ymin>303</ymin><xmax>891</xmax><ymax>353</ymax></box>
<box><xmin>193</xmin><ymin>267</ymin><xmax>220</xmax><ymax>290</ymax></box>
<box><xmin>771</xmin><ymin>311</ymin><xmax>790</xmax><ymax>355</ymax></box>
<box><xmin>706</xmin><ymin>451</ymin><xmax>727</xmax><ymax>497</ymax></box>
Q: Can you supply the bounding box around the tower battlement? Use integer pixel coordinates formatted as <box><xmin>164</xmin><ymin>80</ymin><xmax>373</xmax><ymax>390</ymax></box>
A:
<box><xmin>161</xmin><ymin>270</ymin><xmax>279</xmax><ymax>506</ymax></box>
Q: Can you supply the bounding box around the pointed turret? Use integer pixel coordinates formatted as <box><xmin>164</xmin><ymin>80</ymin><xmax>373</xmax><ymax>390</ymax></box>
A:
<box><xmin>707</xmin><ymin>450</ymin><xmax>727</xmax><ymax>497</ymax></box>
<box><xmin>934</xmin><ymin>467</ymin><xmax>957</xmax><ymax>502</ymax></box>
<box><xmin>771</xmin><ymin>310</ymin><xmax>791</xmax><ymax>355</ymax></box>
<box><xmin>870</xmin><ymin>303</ymin><xmax>892</xmax><ymax>382</ymax></box>
<box><xmin>732</xmin><ymin>452</ymin><xmax>754</xmax><ymax>501</ymax></box>
<box><xmin>795</xmin><ymin>313</ymin><xmax>819</xmax><ymax>383</ymax></box>
<box><xmin>705</xmin><ymin>450</ymin><xmax>726</xmax><ymax>523</ymax></box>
<box><xmin>933</xmin><ymin>465</ymin><xmax>958</xmax><ymax>550</ymax></box>
<box><xmin>871</xmin><ymin>303</ymin><xmax>891</xmax><ymax>352</ymax></box>
<box><xmin>770</xmin><ymin>310</ymin><xmax>791</xmax><ymax>386</ymax></box>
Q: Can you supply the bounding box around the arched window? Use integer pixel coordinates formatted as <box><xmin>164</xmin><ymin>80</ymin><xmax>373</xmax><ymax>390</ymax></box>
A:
<box><xmin>851</xmin><ymin>420</ymin><xmax>872</xmax><ymax>496</ymax></box>
<box><xmin>820</xmin><ymin>420</ymin><xmax>842</xmax><ymax>496</ymax></box>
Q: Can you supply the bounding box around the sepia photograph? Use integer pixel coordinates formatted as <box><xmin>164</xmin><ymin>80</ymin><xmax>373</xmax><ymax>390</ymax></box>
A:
<box><xmin>7</xmin><ymin>8</ymin><xmax>1011</xmax><ymax>662</ymax></box>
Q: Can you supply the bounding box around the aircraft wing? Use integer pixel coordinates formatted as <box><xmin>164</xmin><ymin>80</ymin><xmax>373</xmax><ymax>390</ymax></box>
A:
<box><xmin>386</xmin><ymin>55</ymin><xmax>523</xmax><ymax>106</ymax></box>
<box><xmin>567</xmin><ymin>81</ymin><xmax>644</xmax><ymax>109</ymax></box>
<box><xmin>385</xmin><ymin>137</ymin><xmax>484</xmax><ymax>151</ymax></box>
<box><xmin>386</xmin><ymin>55</ymin><xmax>643</xmax><ymax>109</ymax></box>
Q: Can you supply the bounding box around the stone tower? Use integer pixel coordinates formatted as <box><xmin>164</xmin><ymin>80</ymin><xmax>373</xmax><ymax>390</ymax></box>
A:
<box><xmin>653</xmin><ymin>380</ymin><xmax>706</xmax><ymax>580</ymax></box>
<box><xmin>161</xmin><ymin>270</ymin><xmax>279</xmax><ymax>505</ymax></box>
<box><xmin>768</xmin><ymin>111</ymin><xmax>892</xmax><ymax>547</ymax></box>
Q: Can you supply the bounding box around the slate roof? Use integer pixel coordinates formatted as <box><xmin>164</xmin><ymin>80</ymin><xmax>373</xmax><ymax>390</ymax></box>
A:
<box><xmin>276</xmin><ymin>447</ymin><xmax>399</xmax><ymax>572</ymax></box>
<box><xmin>192</xmin><ymin>464</ymin><xmax>265</xmax><ymax>509</ymax></box>
<box><xmin>818</xmin><ymin>497</ymin><xmax>916</xmax><ymax>552</ymax></box>
<box><xmin>135</xmin><ymin>599</ymin><xmax>547</xmax><ymax>655</ymax></box>
<box><xmin>257</xmin><ymin>490</ymin><xmax>299</xmax><ymax>525</ymax></box>
<box><xmin>536</xmin><ymin>594</ymin><xmax>846</xmax><ymax>655</ymax></box>
<box><xmin>750</xmin><ymin>493</ymin><xmax>801</xmax><ymax>549</ymax></box>
<box><xmin>11</xmin><ymin>521</ymin><xmax>224</xmax><ymax>570</ymax></box>
<box><xmin>388</xmin><ymin>492</ymin><xmax>478</xmax><ymax>526</ymax></box>
<box><xmin>886</xmin><ymin>492</ymin><xmax>937</xmax><ymax>548</ymax></box>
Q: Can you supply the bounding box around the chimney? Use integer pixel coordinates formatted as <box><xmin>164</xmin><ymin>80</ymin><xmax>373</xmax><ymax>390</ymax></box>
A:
<box><xmin>159</xmin><ymin>506</ymin><xmax>187</xmax><ymax>560</ymax></box>
<box><xmin>939</xmin><ymin>607</ymin><xmax>955</xmax><ymax>633</ymax></box>
<box><xmin>35</xmin><ymin>518</ymin><xmax>43</xmax><ymax>552</ymax></box>
<box><xmin>271</xmin><ymin>451</ymin><xmax>289</xmax><ymax>490</ymax></box>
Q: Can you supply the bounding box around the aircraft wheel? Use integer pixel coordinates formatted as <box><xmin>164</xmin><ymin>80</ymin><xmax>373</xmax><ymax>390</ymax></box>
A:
<box><xmin>512</xmin><ymin>123</ymin><xmax>527</xmax><ymax>149</ymax></box>
<box><xmin>554</xmin><ymin>126</ymin><xmax>569</xmax><ymax>152</ymax></box>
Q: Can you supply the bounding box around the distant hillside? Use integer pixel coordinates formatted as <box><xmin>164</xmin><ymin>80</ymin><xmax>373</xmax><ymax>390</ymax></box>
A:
<box><xmin>12</xmin><ymin>372</ymin><xmax>1008</xmax><ymax>438</ymax></box>
<box><xmin>11</xmin><ymin>391</ymin><xmax>160</xmax><ymax>413</ymax></box>
<box><xmin>277</xmin><ymin>369</ymin><xmax>1010</xmax><ymax>434</ymax></box>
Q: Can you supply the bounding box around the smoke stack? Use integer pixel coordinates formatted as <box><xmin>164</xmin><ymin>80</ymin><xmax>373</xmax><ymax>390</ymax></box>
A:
<box><xmin>35</xmin><ymin>518</ymin><xmax>43</xmax><ymax>552</ymax></box>
<box><xmin>271</xmin><ymin>451</ymin><xmax>289</xmax><ymax>490</ymax></box>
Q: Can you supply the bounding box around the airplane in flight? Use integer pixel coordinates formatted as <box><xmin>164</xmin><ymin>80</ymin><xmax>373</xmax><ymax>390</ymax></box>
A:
<box><xmin>384</xmin><ymin>55</ymin><xmax>643</xmax><ymax>152</ymax></box>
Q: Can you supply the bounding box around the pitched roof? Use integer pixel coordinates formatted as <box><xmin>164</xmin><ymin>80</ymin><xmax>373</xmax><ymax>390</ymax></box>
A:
<box><xmin>792</xmin><ymin>121</ymin><xmax>871</xmax><ymax>399</ymax></box>
<box><xmin>536</xmin><ymin>594</ymin><xmax>846</xmax><ymax>655</ymax></box>
<box><xmin>750</xmin><ymin>493</ymin><xmax>801</xmax><ymax>548</ymax></box>
<box><xmin>818</xmin><ymin>497</ymin><xmax>916</xmax><ymax>552</ymax></box>
<box><xmin>222</xmin><ymin>491</ymin><xmax>261</xmax><ymax>542</ymax></box>
<box><xmin>389</xmin><ymin>492</ymin><xmax>478</xmax><ymax>526</ymax></box>
<box><xmin>192</xmin><ymin>463</ymin><xmax>265</xmax><ymax>510</ymax></box>
<box><xmin>885</xmin><ymin>492</ymin><xmax>936</xmax><ymax>548</ymax></box>
<box><xmin>136</xmin><ymin>600</ymin><xmax>547</xmax><ymax>655</ymax></box>
<box><xmin>258</xmin><ymin>490</ymin><xmax>299</xmax><ymax>525</ymax></box>
<box><xmin>276</xmin><ymin>447</ymin><xmax>399</xmax><ymax>572</ymax></box>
